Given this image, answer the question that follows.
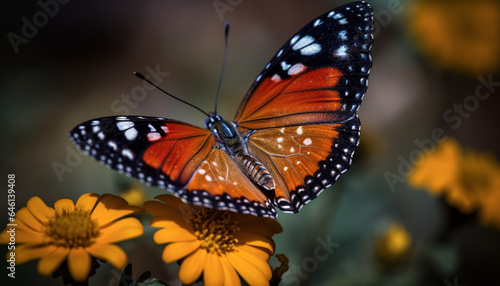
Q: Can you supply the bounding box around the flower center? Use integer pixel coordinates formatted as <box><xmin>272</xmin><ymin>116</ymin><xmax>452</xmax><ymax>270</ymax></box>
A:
<box><xmin>191</xmin><ymin>208</ymin><xmax>239</xmax><ymax>254</ymax></box>
<box><xmin>44</xmin><ymin>208</ymin><xmax>99</xmax><ymax>248</ymax></box>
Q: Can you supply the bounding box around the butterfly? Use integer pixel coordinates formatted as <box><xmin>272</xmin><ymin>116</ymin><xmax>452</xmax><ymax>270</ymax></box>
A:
<box><xmin>70</xmin><ymin>1</ymin><xmax>374</xmax><ymax>218</ymax></box>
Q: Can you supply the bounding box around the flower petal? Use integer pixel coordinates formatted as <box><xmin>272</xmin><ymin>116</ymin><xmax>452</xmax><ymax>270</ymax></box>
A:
<box><xmin>227</xmin><ymin>250</ymin><xmax>270</xmax><ymax>286</ymax></box>
<box><xmin>68</xmin><ymin>247</ymin><xmax>91</xmax><ymax>282</ymax></box>
<box><xmin>10</xmin><ymin>228</ymin><xmax>46</xmax><ymax>244</ymax></box>
<box><xmin>54</xmin><ymin>198</ymin><xmax>75</xmax><ymax>213</ymax></box>
<box><xmin>37</xmin><ymin>246</ymin><xmax>69</xmax><ymax>276</ymax></box>
<box><xmin>162</xmin><ymin>240</ymin><xmax>200</xmax><ymax>263</ymax></box>
<box><xmin>144</xmin><ymin>200</ymin><xmax>192</xmax><ymax>222</ymax></box>
<box><xmin>153</xmin><ymin>227</ymin><xmax>197</xmax><ymax>244</ymax></box>
<box><xmin>15</xmin><ymin>207</ymin><xmax>45</xmax><ymax>232</ymax></box>
<box><xmin>150</xmin><ymin>215</ymin><xmax>192</xmax><ymax>231</ymax></box>
<box><xmin>91</xmin><ymin>194</ymin><xmax>128</xmax><ymax>219</ymax></box>
<box><xmin>204</xmin><ymin>252</ymin><xmax>224</xmax><ymax>286</ymax></box>
<box><xmin>15</xmin><ymin>244</ymin><xmax>58</xmax><ymax>265</ymax></box>
<box><xmin>86</xmin><ymin>243</ymin><xmax>127</xmax><ymax>269</ymax></box>
<box><xmin>238</xmin><ymin>245</ymin><xmax>270</xmax><ymax>261</ymax></box>
<box><xmin>26</xmin><ymin>197</ymin><xmax>55</xmax><ymax>224</ymax></box>
<box><xmin>98</xmin><ymin>217</ymin><xmax>144</xmax><ymax>243</ymax></box>
<box><xmin>155</xmin><ymin>194</ymin><xmax>186</xmax><ymax>210</ymax></box>
<box><xmin>179</xmin><ymin>248</ymin><xmax>207</xmax><ymax>284</ymax></box>
<box><xmin>235</xmin><ymin>232</ymin><xmax>275</xmax><ymax>254</ymax></box>
<box><xmin>94</xmin><ymin>206</ymin><xmax>143</xmax><ymax>227</ymax></box>
<box><xmin>220</xmin><ymin>255</ymin><xmax>241</xmax><ymax>286</ymax></box>
<box><xmin>75</xmin><ymin>193</ymin><xmax>100</xmax><ymax>212</ymax></box>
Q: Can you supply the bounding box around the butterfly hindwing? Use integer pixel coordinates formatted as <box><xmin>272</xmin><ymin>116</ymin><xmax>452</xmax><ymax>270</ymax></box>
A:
<box><xmin>233</xmin><ymin>1</ymin><xmax>373</xmax><ymax>213</ymax></box>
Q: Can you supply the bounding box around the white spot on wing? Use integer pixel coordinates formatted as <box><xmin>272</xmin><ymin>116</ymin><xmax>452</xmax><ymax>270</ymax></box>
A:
<box><xmin>280</xmin><ymin>61</ymin><xmax>291</xmax><ymax>71</ymax></box>
<box><xmin>108</xmin><ymin>140</ymin><xmax>118</xmax><ymax>151</ymax></box>
<box><xmin>117</xmin><ymin>121</ymin><xmax>134</xmax><ymax>131</ymax></box>
<box><xmin>147</xmin><ymin>132</ymin><xmax>161</xmax><ymax>141</ymax></box>
<box><xmin>97</xmin><ymin>132</ymin><xmax>105</xmax><ymax>140</ymax></box>
<box><xmin>277</xmin><ymin>137</ymin><xmax>284</xmax><ymax>143</ymax></box>
<box><xmin>124</xmin><ymin>128</ymin><xmax>138</xmax><ymax>141</ymax></box>
<box><xmin>339</xmin><ymin>30</ymin><xmax>348</xmax><ymax>41</ymax></box>
<box><xmin>205</xmin><ymin>175</ymin><xmax>212</xmax><ymax>182</ymax></box>
<box><xmin>303</xmin><ymin>138</ymin><xmax>312</xmax><ymax>145</ymax></box>
<box><xmin>296</xmin><ymin>126</ymin><xmax>303</xmax><ymax>135</ymax></box>
<box><xmin>271</xmin><ymin>74</ymin><xmax>281</xmax><ymax>82</ymax></box>
<box><xmin>292</xmin><ymin>35</ymin><xmax>314</xmax><ymax>51</ymax></box>
<box><xmin>122</xmin><ymin>149</ymin><xmax>134</xmax><ymax>160</ymax></box>
<box><xmin>290</xmin><ymin>35</ymin><xmax>300</xmax><ymax>45</ymax></box>
<box><xmin>288</xmin><ymin>63</ymin><xmax>306</xmax><ymax>76</ymax></box>
<box><xmin>334</xmin><ymin>46</ymin><xmax>348</xmax><ymax>58</ymax></box>
<box><xmin>198</xmin><ymin>169</ymin><xmax>206</xmax><ymax>175</ymax></box>
<box><xmin>300</xmin><ymin>43</ymin><xmax>321</xmax><ymax>56</ymax></box>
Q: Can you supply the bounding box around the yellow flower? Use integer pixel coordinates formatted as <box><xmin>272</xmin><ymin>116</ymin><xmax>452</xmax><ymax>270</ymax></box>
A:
<box><xmin>408</xmin><ymin>138</ymin><xmax>461</xmax><ymax>197</ymax></box>
<box><xmin>120</xmin><ymin>184</ymin><xmax>148</xmax><ymax>207</ymax></box>
<box><xmin>406</xmin><ymin>0</ymin><xmax>500</xmax><ymax>75</ymax></box>
<box><xmin>0</xmin><ymin>193</ymin><xmax>143</xmax><ymax>282</ymax></box>
<box><xmin>144</xmin><ymin>194</ymin><xmax>283</xmax><ymax>286</ymax></box>
<box><xmin>374</xmin><ymin>222</ymin><xmax>412</xmax><ymax>268</ymax></box>
<box><xmin>409</xmin><ymin>138</ymin><xmax>500</xmax><ymax>228</ymax></box>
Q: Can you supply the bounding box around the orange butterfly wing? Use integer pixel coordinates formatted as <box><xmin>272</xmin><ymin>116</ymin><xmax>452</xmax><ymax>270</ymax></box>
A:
<box><xmin>232</xmin><ymin>2</ymin><xmax>374</xmax><ymax>213</ymax></box>
<box><xmin>183</xmin><ymin>148</ymin><xmax>275</xmax><ymax>217</ymax></box>
<box><xmin>140</xmin><ymin>121</ymin><xmax>275</xmax><ymax>217</ymax></box>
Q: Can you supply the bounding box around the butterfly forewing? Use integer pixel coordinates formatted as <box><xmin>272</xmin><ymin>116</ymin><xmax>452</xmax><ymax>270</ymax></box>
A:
<box><xmin>70</xmin><ymin>116</ymin><xmax>212</xmax><ymax>190</ymax></box>
<box><xmin>233</xmin><ymin>1</ymin><xmax>373</xmax><ymax>213</ymax></box>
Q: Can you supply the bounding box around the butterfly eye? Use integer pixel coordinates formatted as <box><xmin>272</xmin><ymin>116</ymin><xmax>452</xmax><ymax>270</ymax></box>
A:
<box><xmin>205</xmin><ymin>114</ymin><xmax>225</xmax><ymax>129</ymax></box>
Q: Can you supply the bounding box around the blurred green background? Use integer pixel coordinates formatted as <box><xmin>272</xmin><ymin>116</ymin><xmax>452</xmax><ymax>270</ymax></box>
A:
<box><xmin>1</xmin><ymin>0</ymin><xmax>500</xmax><ymax>285</ymax></box>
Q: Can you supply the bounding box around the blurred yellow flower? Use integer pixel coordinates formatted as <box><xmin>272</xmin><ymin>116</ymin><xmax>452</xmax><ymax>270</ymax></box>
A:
<box><xmin>0</xmin><ymin>193</ymin><xmax>143</xmax><ymax>282</ymax></box>
<box><xmin>408</xmin><ymin>138</ymin><xmax>461</xmax><ymax>198</ymax></box>
<box><xmin>374</xmin><ymin>222</ymin><xmax>412</xmax><ymax>268</ymax></box>
<box><xmin>144</xmin><ymin>194</ymin><xmax>282</xmax><ymax>286</ymax></box>
<box><xmin>120</xmin><ymin>184</ymin><xmax>148</xmax><ymax>207</ymax></box>
<box><xmin>409</xmin><ymin>138</ymin><xmax>500</xmax><ymax>229</ymax></box>
<box><xmin>407</xmin><ymin>0</ymin><xmax>500</xmax><ymax>75</ymax></box>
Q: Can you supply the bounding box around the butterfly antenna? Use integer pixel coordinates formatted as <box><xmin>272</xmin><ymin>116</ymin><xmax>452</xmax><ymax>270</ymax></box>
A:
<box><xmin>214</xmin><ymin>22</ymin><xmax>230</xmax><ymax>115</ymax></box>
<box><xmin>134</xmin><ymin>72</ymin><xmax>210</xmax><ymax>117</ymax></box>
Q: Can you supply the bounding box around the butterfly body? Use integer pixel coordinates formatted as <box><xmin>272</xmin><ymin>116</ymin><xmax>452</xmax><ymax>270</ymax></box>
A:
<box><xmin>70</xmin><ymin>1</ymin><xmax>374</xmax><ymax>218</ymax></box>
<box><xmin>206</xmin><ymin>113</ymin><xmax>275</xmax><ymax>190</ymax></box>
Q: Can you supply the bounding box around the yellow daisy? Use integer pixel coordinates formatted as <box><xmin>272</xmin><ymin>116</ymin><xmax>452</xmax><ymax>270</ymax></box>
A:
<box><xmin>407</xmin><ymin>0</ymin><xmax>500</xmax><ymax>75</ymax></box>
<box><xmin>409</xmin><ymin>138</ymin><xmax>500</xmax><ymax>228</ymax></box>
<box><xmin>0</xmin><ymin>193</ymin><xmax>143</xmax><ymax>283</ymax></box>
<box><xmin>144</xmin><ymin>194</ymin><xmax>283</xmax><ymax>286</ymax></box>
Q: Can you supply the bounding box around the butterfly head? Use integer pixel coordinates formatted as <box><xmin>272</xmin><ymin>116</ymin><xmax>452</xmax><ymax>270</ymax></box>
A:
<box><xmin>204</xmin><ymin>113</ymin><xmax>225</xmax><ymax>130</ymax></box>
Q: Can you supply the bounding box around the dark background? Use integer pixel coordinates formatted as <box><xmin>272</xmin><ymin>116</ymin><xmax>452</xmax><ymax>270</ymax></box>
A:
<box><xmin>1</xmin><ymin>0</ymin><xmax>500</xmax><ymax>285</ymax></box>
